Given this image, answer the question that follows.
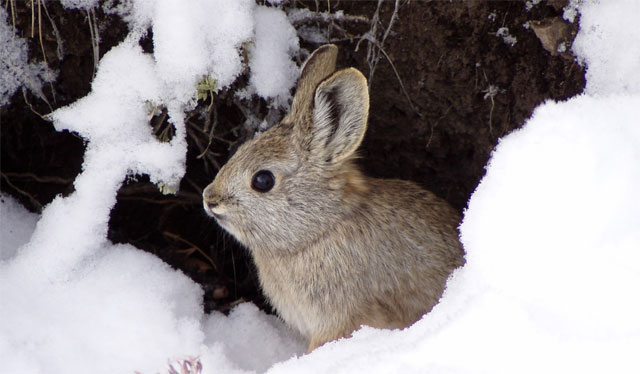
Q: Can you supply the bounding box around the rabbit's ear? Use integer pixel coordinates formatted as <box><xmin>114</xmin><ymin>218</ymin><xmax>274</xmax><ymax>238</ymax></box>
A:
<box><xmin>309</xmin><ymin>68</ymin><xmax>369</xmax><ymax>164</ymax></box>
<box><xmin>288</xmin><ymin>44</ymin><xmax>338</xmax><ymax>121</ymax></box>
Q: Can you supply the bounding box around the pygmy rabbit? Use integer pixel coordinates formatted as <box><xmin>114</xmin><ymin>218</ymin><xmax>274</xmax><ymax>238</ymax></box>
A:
<box><xmin>203</xmin><ymin>45</ymin><xmax>465</xmax><ymax>352</ymax></box>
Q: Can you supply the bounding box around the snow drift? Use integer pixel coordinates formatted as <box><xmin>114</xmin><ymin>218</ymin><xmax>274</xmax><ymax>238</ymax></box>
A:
<box><xmin>1</xmin><ymin>1</ymin><xmax>639</xmax><ymax>373</ymax></box>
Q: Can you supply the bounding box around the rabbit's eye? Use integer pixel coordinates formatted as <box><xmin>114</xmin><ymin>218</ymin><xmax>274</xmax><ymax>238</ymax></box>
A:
<box><xmin>251</xmin><ymin>170</ymin><xmax>275</xmax><ymax>192</ymax></box>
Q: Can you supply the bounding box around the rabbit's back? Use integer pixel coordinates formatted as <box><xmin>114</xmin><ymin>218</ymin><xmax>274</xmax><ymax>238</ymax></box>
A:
<box><xmin>252</xmin><ymin>176</ymin><xmax>464</xmax><ymax>348</ymax></box>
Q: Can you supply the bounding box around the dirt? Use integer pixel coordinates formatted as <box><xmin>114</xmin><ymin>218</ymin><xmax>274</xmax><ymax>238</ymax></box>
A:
<box><xmin>1</xmin><ymin>1</ymin><xmax>585</xmax><ymax>313</ymax></box>
<box><xmin>334</xmin><ymin>1</ymin><xmax>584</xmax><ymax>210</ymax></box>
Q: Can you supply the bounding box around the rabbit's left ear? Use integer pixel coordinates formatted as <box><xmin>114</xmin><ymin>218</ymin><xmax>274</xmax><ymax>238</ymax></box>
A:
<box><xmin>309</xmin><ymin>68</ymin><xmax>369</xmax><ymax>164</ymax></box>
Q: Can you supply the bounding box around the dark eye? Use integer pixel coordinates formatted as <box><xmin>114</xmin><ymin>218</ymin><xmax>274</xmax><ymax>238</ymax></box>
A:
<box><xmin>251</xmin><ymin>170</ymin><xmax>275</xmax><ymax>192</ymax></box>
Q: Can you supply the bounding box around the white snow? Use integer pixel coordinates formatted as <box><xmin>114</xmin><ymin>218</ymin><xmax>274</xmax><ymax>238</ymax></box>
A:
<box><xmin>496</xmin><ymin>27</ymin><xmax>517</xmax><ymax>47</ymax></box>
<box><xmin>563</xmin><ymin>0</ymin><xmax>580</xmax><ymax>23</ymax></box>
<box><xmin>204</xmin><ymin>303</ymin><xmax>305</xmax><ymax>373</ymax></box>
<box><xmin>525</xmin><ymin>0</ymin><xmax>542</xmax><ymax>12</ymax></box>
<box><xmin>0</xmin><ymin>194</ymin><xmax>39</xmax><ymax>261</ymax></box>
<box><xmin>150</xmin><ymin>0</ymin><xmax>255</xmax><ymax>103</ymax></box>
<box><xmin>59</xmin><ymin>0</ymin><xmax>100</xmax><ymax>11</ymax></box>
<box><xmin>1</xmin><ymin>1</ymin><xmax>640</xmax><ymax>373</ymax></box>
<box><xmin>571</xmin><ymin>0</ymin><xmax>640</xmax><ymax>96</ymax></box>
<box><xmin>247</xmin><ymin>5</ymin><xmax>299</xmax><ymax>107</ymax></box>
<box><xmin>0</xmin><ymin>8</ymin><xmax>56</xmax><ymax>108</ymax></box>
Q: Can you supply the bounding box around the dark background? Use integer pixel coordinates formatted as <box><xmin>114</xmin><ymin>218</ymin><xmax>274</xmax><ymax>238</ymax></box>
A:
<box><xmin>1</xmin><ymin>0</ymin><xmax>585</xmax><ymax>313</ymax></box>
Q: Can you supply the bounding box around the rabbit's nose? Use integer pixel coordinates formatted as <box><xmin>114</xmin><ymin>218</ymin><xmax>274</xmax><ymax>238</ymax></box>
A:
<box><xmin>203</xmin><ymin>184</ymin><xmax>217</xmax><ymax>201</ymax></box>
<box><xmin>202</xmin><ymin>185</ymin><xmax>221</xmax><ymax>213</ymax></box>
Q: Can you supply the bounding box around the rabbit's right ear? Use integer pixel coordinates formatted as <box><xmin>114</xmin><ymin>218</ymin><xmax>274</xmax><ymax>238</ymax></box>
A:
<box><xmin>308</xmin><ymin>68</ymin><xmax>369</xmax><ymax>164</ymax></box>
<box><xmin>286</xmin><ymin>45</ymin><xmax>368</xmax><ymax>164</ymax></box>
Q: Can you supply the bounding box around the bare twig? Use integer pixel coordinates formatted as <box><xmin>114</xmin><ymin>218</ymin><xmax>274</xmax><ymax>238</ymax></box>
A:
<box><xmin>24</xmin><ymin>0</ymin><xmax>56</xmax><ymax>108</ymax></box>
<box><xmin>379</xmin><ymin>0</ymin><xmax>400</xmax><ymax>47</ymax></box>
<box><xmin>356</xmin><ymin>0</ymin><xmax>401</xmax><ymax>86</ymax></box>
<box><xmin>40</xmin><ymin>0</ymin><xmax>63</xmax><ymax>61</ymax></box>
<box><xmin>483</xmin><ymin>85</ymin><xmax>503</xmax><ymax>135</ymax></box>
<box><xmin>196</xmin><ymin>104</ymin><xmax>218</xmax><ymax>159</ymax></box>
<box><xmin>2</xmin><ymin>172</ymin><xmax>72</xmax><ymax>184</ymax></box>
<box><xmin>361</xmin><ymin>35</ymin><xmax>420</xmax><ymax>117</ymax></box>
<box><xmin>287</xmin><ymin>8</ymin><xmax>369</xmax><ymax>26</ymax></box>
<box><xmin>8</xmin><ymin>0</ymin><xmax>16</xmax><ymax>32</ymax></box>
<box><xmin>186</xmin><ymin>121</ymin><xmax>222</xmax><ymax>171</ymax></box>
<box><xmin>184</xmin><ymin>177</ymin><xmax>204</xmax><ymax>195</ymax></box>
<box><xmin>1</xmin><ymin>173</ymin><xmax>43</xmax><ymax>210</ymax></box>
<box><xmin>426</xmin><ymin>105</ymin><xmax>453</xmax><ymax>149</ymax></box>
<box><xmin>163</xmin><ymin>231</ymin><xmax>219</xmax><ymax>272</ymax></box>
<box><xmin>30</xmin><ymin>0</ymin><xmax>35</xmax><ymax>37</ymax></box>
<box><xmin>352</xmin><ymin>0</ymin><xmax>418</xmax><ymax>116</ymax></box>
<box><xmin>22</xmin><ymin>88</ymin><xmax>52</xmax><ymax>118</ymax></box>
<box><xmin>86</xmin><ymin>8</ymin><xmax>100</xmax><ymax>79</ymax></box>
<box><xmin>37</xmin><ymin>0</ymin><xmax>46</xmax><ymax>65</ymax></box>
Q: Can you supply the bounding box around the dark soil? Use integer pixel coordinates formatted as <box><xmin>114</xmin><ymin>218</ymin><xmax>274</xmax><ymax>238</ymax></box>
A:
<box><xmin>335</xmin><ymin>0</ymin><xmax>584</xmax><ymax>211</ymax></box>
<box><xmin>1</xmin><ymin>1</ymin><xmax>584</xmax><ymax>313</ymax></box>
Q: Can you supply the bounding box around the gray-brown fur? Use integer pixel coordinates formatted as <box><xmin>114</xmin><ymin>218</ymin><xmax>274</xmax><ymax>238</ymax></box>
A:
<box><xmin>203</xmin><ymin>45</ymin><xmax>465</xmax><ymax>352</ymax></box>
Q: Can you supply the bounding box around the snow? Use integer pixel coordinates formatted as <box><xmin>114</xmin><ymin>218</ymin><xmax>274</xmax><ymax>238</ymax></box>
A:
<box><xmin>0</xmin><ymin>195</ymin><xmax>39</xmax><ymax>261</ymax></box>
<box><xmin>571</xmin><ymin>0</ymin><xmax>640</xmax><ymax>96</ymax></box>
<box><xmin>496</xmin><ymin>27</ymin><xmax>517</xmax><ymax>47</ymax></box>
<box><xmin>0</xmin><ymin>8</ymin><xmax>56</xmax><ymax>108</ymax></box>
<box><xmin>525</xmin><ymin>0</ymin><xmax>542</xmax><ymax>12</ymax></box>
<box><xmin>1</xmin><ymin>1</ymin><xmax>640</xmax><ymax>373</ymax></box>
<box><xmin>59</xmin><ymin>0</ymin><xmax>100</xmax><ymax>11</ymax></box>
<box><xmin>247</xmin><ymin>6</ymin><xmax>299</xmax><ymax>107</ymax></box>
<box><xmin>1</xmin><ymin>33</ymin><xmax>205</xmax><ymax>372</ymax></box>
<box><xmin>461</xmin><ymin>94</ymin><xmax>640</xmax><ymax>336</ymax></box>
<box><xmin>563</xmin><ymin>0</ymin><xmax>580</xmax><ymax>23</ymax></box>
<box><xmin>204</xmin><ymin>303</ymin><xmax>305</xmax><ymax>373</ymax></box>
<box><xmin>150</xmin><ymin>0</ymin><xmax>255</xmax><ymax>103</ymax></box>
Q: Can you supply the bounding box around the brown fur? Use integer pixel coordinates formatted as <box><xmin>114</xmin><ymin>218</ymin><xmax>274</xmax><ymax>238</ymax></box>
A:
<box><xmin>203</xmin><ymin>45</ymin><xmax>465</xmax><ymax>352</ymax></box>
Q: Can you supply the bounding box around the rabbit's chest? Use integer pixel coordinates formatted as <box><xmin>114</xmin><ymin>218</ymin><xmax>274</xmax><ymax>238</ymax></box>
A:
<box><xmin>254</xmin><ymin>248</ymin><xmax>348</xmax><ymax>336</ymax></box>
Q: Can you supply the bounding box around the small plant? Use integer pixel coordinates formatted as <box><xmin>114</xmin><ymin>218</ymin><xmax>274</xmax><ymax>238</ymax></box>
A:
<box><xmin>167</xmin><ymin>356</ymin><xmax>202</xmax><ymax>374</ymax></box>
<box><xmin>196</xmin><ymin>76</ymin><xmax>217</xmax><ymax>104</ymax></box>
<box><xmin>483</xmin><ymin>84</ymin><xmax>505</xmax><ymax>134</ymax></box>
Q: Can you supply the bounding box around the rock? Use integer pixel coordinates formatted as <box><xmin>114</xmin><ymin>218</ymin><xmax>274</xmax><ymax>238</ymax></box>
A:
<box><xmin>531</xmin><ymin>16</ymin><xmax>574</xmax><ymax>58</ymax></box>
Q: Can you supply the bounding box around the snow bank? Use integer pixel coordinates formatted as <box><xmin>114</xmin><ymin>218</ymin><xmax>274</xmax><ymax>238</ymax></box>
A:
<box><xmin>463</xmin><ymin>95</ymin><xmax>640</xmax><ymax>336</ymax></box>
<box><xmin>1</xmin><ymin>1</ymin><xmax>302</xmax><ymax>373</ymax></box>
<box><xmin>269</xmin><ymin>0</ymin><xmax>640</xmax><ymax>372</ymax></box>
<box><xmin>0</xmin><ymin>31</ymin><xmax>204</xmax><ymax>372</ymax></box>
<box><xmin>265</xmin><ymin>95</ymin><xmax>640</xmax><ymax>374</ymax></box>
<box><xmin>572</xmin><ymin>0</ymin><xmax>640</xmax><ymax>95</ymax></box>
<box><xmin>1</xmin><ymin>241</ymin><xmax>204</xmax><ymax>374</ymax></box>
<box><xmin>204</xmin><ymin>303</ymin><xmax>305</xmax><ymax>373</ymax></box>
<box><xmin>0</xmin><ymin>194</ymin><xmax>39</xmax><ymax>261</ymax></box>
<box><xmin>264</xmin><ymin>1</ymin><xmax>640</xmax><ymax>372</ymax></box>
<box><xmin>0</xmin><ymin>194</ymin><xmax>303</xmax><ymax>374</ymax></box>
<box><xmin>458</xmin><ymin>95</ymin><xmax>638</xmax><ymax>371</ymax></box>
<box><xmin>2</xmin><ymin>1</ymin><xmax>640</xmax><ymax>373</ymax></box>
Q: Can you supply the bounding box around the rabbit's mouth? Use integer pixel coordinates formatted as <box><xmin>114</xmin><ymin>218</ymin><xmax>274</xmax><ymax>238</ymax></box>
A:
<box><xmin>203</xmin><ymin>200</ymin><xmax>227</xmax><ymax>222</ymax></box>
<box><xmin>205</xmin><ymin>206</ymin><xmax>225</xmax><ymax>220</ymax></box>
<box><xmin>210</xmin><ymin>212</ymin><xmax>225</xmax><ymax>221</ymax></box>
<box><xmin>208</xmin><ymin>210</ymin><xmax>231</xmax><ymax>231</ymax></box>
